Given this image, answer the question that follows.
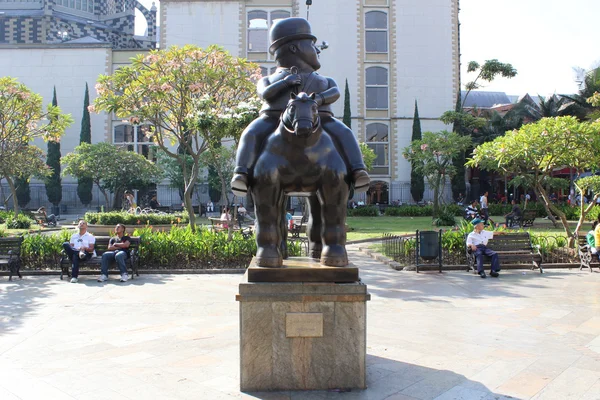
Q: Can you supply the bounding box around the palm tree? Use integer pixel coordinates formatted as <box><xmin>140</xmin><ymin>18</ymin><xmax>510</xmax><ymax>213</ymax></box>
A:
<box><xmin>558</xmin><ymin>68</ymin><xmax>600</xmax><ymax>120</ymax></box>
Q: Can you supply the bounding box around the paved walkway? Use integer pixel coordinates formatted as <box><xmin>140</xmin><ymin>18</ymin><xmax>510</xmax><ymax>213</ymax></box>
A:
<box><xmin>1</xmin><ymin>246</ymin><xmax>600</xmax><ymax>400</ymax></box>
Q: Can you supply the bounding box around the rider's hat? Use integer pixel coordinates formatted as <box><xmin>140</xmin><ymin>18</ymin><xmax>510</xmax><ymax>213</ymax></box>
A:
<box><xmin>269</xmin><ymin>17</ymin><xmax>317</xmax><ymax>55</ymax></box>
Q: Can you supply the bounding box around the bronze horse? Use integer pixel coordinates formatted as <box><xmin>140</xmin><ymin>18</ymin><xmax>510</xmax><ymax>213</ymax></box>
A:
<box><xmin>251</xmin><ymin>92</ymin><xmax>349</xmax><ymax>267</ymax></box>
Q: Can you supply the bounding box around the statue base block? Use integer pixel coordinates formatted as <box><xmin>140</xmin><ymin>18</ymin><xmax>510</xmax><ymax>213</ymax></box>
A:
<box><xmin>236</xmin><ymin>260</ymin><xmax>370</xmax><ymax>391</ymax></box>
<box><xmin>247</xmin><ymin>257</ymin><xmax>359</xmax><ymax>283</ymax></box>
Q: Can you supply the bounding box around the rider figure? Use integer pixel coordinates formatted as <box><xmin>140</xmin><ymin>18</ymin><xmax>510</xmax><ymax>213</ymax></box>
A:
<box><xmin>231</xmin><ymin>17</ymin><xmax>370</xmax><ymax>196</ymax></box>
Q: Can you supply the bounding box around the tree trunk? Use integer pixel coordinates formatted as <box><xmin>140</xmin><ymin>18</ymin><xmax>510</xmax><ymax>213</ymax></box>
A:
<box><xmin>5</xmin><ymin>176</ymin><xmax>19</xmax><ymax>215</ymax></box>
<box><xmin>183</xmin><ymin>164</ymin><xmax>200</xmax><ymax>232</ymax></box>
<box><xmin>99</xmin><ymin>187</ymin><xmax>111</xmax><ymax>212</ymax></box>
<box><xmin>535</xmin><ymin>183</ymin><xmax>572</xmax><ymax>239</ymax></box>
<box><xmin>432</xmin><ymin>176</ymin><xmax>440</xmax><ymax>218</ymax></box>
<box><xmin>573</xmin><ymin>189</ymin><xmax>598</xmax><ymax>239</ymax></box>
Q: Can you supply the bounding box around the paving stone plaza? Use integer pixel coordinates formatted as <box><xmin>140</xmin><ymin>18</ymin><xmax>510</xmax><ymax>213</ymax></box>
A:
<box><xmin>1</xmin><ymin>245</ymin><xmax>600</xmax><ymax>400</ymax></box>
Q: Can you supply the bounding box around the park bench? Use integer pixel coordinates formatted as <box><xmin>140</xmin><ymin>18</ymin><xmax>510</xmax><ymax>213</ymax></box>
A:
<box><xmin>519</xmin><ymin>210</ymin><xmax>537</xmax><ymax>227</ymax></box>
<box><xmin>289</xmin><ymin>216</ymin><xmax>304</xmax><ymax>238</ymax></box>
<box><xmin>0</xmin><ymin>237</ymin><xmax>23</xmax><ymax>281</ymax></box>
<box><xmin>59</xmin><ymin>236</ymin><xmax>141</xmax><ymax>280</ymax></box>
<box><xmin>575</xmin><ymin>234</ymin><xmax>599</xmax><ymax>272</ymax></box>
<box><xmin>465</xmin><ymin>232</ymin><xmax>543</xmax><ymax>274</ymax></box>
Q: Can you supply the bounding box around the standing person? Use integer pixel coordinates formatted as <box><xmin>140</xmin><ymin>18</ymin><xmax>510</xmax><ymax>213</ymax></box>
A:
<box><xmin>480</xmin><ymin>191</ymin><xmax>489</xmax><ymax>225</ymax></box>
<box><xmin>237</xmin><ymin>204</ymin><xmax>247</xmax><ymax>228</ymax></box>
<box><xmin>466</xmin><ymin>218</ymin><xmax>500</xmax><ymax>279</ymax></box>
<box><xmin>97</xmin><ymin>224</ymin><xmax>131</xmax><ymax>283</ymax></box>
<box><xmin>62</xmin><ymin>220</ymin><xmax>96</xmax><ymax>283</ymax></box>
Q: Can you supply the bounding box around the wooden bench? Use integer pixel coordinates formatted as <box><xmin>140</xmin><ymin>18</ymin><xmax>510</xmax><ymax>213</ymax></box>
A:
<box><xmin>59</xmin><ymin>236</ymin><xmax>141</xmax><ymax>280</ymax></box>
<box><xmin>520</xmin><ymin>210</ymin><xmax>537</xmax><ymax>227</ymax></box>
<box><xmin>0</xmin><ymin>237</ymin><xmax>23</xmax><ymax>281</ymax></box>
<box><xmin>466</xmin><ymin>232</ymin><xmax>543</xmax><ymax>273</ymax></box>
<box><xmin>289</xmin><ymin>216</ymin><xmax>304</xmax><ymax>238</ymax></box>
<box><xmin>575</xmin><ymin>234</ymin><xmax>599</xmax><ymax>272</ymax></box>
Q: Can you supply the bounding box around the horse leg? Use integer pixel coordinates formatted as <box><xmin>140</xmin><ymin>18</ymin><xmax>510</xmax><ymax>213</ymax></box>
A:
<box><xmin>317</xmin><ymin>177</ymin><xmax>349</xmax><ymax>267</ymax></box>
<box><xmin>252</xmin><ymin>181</ymin><xmax>284</xmax><ymax>267</ymax></box>
<box><xmin>280</xmin><ymin>195</ymin><xmax>289</xmax><ymax>259</ymax></box>
<box><xmin>306</xmin><ymin>194</ymin><xmax>322</xmax><ymax>259</ymax></box>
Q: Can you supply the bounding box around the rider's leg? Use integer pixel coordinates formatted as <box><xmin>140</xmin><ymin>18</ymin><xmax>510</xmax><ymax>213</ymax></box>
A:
<box><xmin>231</xmin><ymin>113</ymin><xmax>280</xmax><ymax>196</ymax></box>
<box><xmin>321</xmin><ymin>115</ymin><xmax>370</xmax><ymax>193</ymax></box>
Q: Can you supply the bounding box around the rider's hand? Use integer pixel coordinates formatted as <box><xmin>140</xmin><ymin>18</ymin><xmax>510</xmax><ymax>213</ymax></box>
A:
<box><xmin>283</xmin><ymin>74</ymin><xmax>301</xmax><ymax>86</ymax></box>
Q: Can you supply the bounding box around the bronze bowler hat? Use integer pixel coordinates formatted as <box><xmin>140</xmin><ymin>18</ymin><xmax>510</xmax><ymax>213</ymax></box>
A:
<box><xmin>269</xmin><ymin>17</ymin><xmax>317</xmax><ymax>55</ymax></box>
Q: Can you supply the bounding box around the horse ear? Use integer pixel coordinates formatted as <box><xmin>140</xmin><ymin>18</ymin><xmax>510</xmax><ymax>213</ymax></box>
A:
<box><xmin>309</xmin><ymin>92</ymin><xmax>316</xmax><ymax>100</ymax></box>
<box><xmin>290</xmin><ymin>92</ymin><xmax>297</xmax><ymax>100</ymax></box>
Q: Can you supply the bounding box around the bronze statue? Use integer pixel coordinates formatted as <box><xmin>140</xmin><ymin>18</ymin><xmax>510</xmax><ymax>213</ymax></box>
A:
<box><xmin>231</xmin><ymin>18</ymin><xmax>369</xmax><ymax>267</ymax></box>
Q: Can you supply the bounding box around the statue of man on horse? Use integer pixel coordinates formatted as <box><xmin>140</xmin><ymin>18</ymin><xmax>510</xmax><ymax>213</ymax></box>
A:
<box><xmin>231</xmin><ymin>17</ymin><xmax>370</xmax><ymax>268</ymax></box>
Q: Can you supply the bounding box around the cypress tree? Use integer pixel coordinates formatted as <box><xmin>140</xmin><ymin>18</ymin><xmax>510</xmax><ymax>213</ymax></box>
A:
<box><xmin>45</xmin><ymin>86</ymin><xmax>62</xmax><ymax>207</ymax></box>
<box><xmin>77</xmin><ymin>83</ymin><xmax>93</xmax><ymax>206</ymax></box>
<box><xmin>410</xmin><ymin>100</ymin><xmax>425</xmax><ymax>202</ymax></box>
<box><xmin>15</xmin><ymin>175</ymin><xmax>31</xmax><ymax>209</ymax></box>
<box><xmin>343</xmin><ymin>79</ymin><xmax>351</xmax><ymax>129</ymax></box>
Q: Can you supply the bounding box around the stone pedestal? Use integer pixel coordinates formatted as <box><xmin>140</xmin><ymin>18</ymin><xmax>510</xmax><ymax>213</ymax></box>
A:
<box><xmin>236</xmin><ymin>258</ymin><xmax>370</xmax><ymax>391</ymax></box>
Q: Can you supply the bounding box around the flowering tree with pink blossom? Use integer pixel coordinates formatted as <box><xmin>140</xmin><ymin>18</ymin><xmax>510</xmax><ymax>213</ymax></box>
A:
<box><xmin>403</xmin><ymin>130</ymin><xmax>471</xmax><ymax>216</ymax></box>
<box><xmin>92</xmin><ymin>45</ymin><xmax>260</xmax><ymax>231</ymax></box>
<box><xmin>0</xmin><ymin>77</ymin><xmax>73</xmax><ymax>214</ymax></box>
<box><xmin>468</xmin><ymin>116</ymin><xmax>600</xmax><ymax>239</ymax></box>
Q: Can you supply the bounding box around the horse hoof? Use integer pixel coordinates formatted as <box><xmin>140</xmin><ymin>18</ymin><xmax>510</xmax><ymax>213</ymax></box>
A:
<box><xmin>320</xmin><ymin>245</ymin><xmax>348</xmax><ymax>267</ymax></box>
<box><xmin>256</xmin><ymin>246</ymin><xmax>283</xmax><ymax>267</ymax></box>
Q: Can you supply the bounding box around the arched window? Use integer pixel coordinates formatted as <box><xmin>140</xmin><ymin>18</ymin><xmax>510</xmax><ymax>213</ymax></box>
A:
<box><xmin>365</xmin><ymin>123</ymin><xmax>389</xmax><ymax>175</ymax></box>
<box><xmin>365</xmin><ymin>11</ymin><xmax>387</xmax><ymax>53</ymax></box>
<box><xmin>247</xmin><ymin>9</ymin><xmax>290</xmax><ymax>53</ymax></box>
<box><xmin>366</xmin><ymin>66</ymin><xmax>388</xmax><ymax>109</ymax></box>
<box><xmin>113</xmin><ymin>123</ymin><xmax>155</xmax><ymax>161</ymax></box>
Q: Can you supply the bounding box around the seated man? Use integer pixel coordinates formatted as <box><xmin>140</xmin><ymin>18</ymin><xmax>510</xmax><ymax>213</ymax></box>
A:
<box><xmin>466</xmin><ymin>218</ymin><xmax>500</xmax><ymax>279</ymax></box>
<box><xmin>37</xmin><ymin>206</ymin><xmax>57</xmax><ymax>226</ymax></box>
<box><xmin>464</xmin><ymin>200</ymin><xmax>479</xmax><ymax>221</ymax></box>
<box><xmin>62</xmin><ymin>220</ymin><xmax>96</xmax><ymax>283</ymax></box>
<box><xmin>505</xmin><ymin>200</ymin><xmax>523</xmax><ymax>227</ymax></box>
<box><xmin>97</xmin><ymin>223</ymin><xmax>131</xmax><ymax>283</ymax></box>
<box><xmin>149</xmin><ymin>194</ymin><xmax>160</xmax><ymax>210</ymax></box>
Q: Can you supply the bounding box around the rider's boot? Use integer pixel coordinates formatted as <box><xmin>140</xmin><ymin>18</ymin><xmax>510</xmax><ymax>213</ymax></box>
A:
<box><xmin>352</xmin><ymin>169</ymin><xmax>370</xmax><ymax>193</ymax></box>
<box><xmin>231</xmin><ymin>173</ymin><xmax>249</xmax><ymax>197</ymax></box>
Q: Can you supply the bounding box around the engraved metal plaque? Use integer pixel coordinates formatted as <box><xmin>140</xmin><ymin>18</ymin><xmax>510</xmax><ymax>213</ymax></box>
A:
<box><xmin>286</xmin><ymin>313</ymin><xmax>324</xmax><ymax>338</ymax></box>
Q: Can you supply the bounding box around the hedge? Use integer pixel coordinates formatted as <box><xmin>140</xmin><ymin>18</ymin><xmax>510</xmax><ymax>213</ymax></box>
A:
<box><xmin>84</xmin><ymin>211</ymin><xmax>190</xmax><ymax>225</ymax></box>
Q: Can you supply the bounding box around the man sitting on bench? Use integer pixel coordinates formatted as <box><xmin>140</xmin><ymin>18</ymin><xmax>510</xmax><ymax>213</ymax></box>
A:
<box><xmin>466</xmin><ymin>218</ymin><xmax>500</xmax><ymax>279</ymax></box>
<box><xmin>62</xmin><ymin>220</ymin><xmax>96</xmax><ymax>283</ymax></box>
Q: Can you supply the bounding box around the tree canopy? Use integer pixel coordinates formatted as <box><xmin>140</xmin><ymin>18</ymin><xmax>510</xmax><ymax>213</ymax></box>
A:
<box><xmin>0</xmin><ymin>77</ymin><xmax>72</xmax><ymax>213</ymax></box>
<box><xmin>92</xmin><ymin>45</ymin><xmax>260</xmax><ymax>230</ymax></box>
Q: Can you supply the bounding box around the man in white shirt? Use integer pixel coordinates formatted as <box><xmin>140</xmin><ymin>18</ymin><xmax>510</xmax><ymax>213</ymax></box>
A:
<box><xmin>62</xmin><ymin>220</ymin><xmax>96</xmax><ymax>283</ymax></box>
<box><xmin>466</xmin><ymin>218</ymin><xmax>499</xmax><ymax>278</ymax></box>
<box><xmin>479</xmin><ymin>191</ymin><xmax>489</xmax><ymax>225</ymax></box>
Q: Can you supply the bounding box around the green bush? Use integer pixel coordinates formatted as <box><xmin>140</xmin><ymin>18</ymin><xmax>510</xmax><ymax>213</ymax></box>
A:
<box><xmin>433</xmin><ymin>207</ymin><xmax>456</xmax><ymax>226</ymax></box>
<box><xmin>21</xmin><ymin>229</ymin><xmax>71</xmax><ymax>269</ymax></box>
<box><xmin>84</xmin><ymin>211</ymin><xmax>190</xmax><ymax>226</ymax></box>
<box><xmin>385</xmin><ymin>205</ymin><xmax>431</xmax><ymax>217</ymax></box>
<box><xmin>0</xmin><ymin>210</ymin><xmax>11</xmax><ymax>224</ymax></box>
<box><xmin>348</xmin><ymin>206</ymin><xmax>379</xmax><ymax>217</ymax></box>
<box><xmin>5</xmin><ymin>213</ymin><xmax>33</xmax><ymax>229</ymax></box>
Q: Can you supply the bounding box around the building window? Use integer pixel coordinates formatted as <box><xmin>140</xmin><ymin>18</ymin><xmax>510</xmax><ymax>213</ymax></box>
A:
<box><xmin>366</xmin><ymin>66</ymin><xmax>388</xmax><ymax>109</ymax></box>
<box><xmin>247</xmin><ymin>9</ymin><xmax>290</xmax><ymax>53</ymax></box>
<box><xmin>365</xmin><ymin>11</ymin><xmax>387</xmax><ymax>53</ymax></box>
<box><xmin>113</xmin><ymin>124</ymin><xmax>155</xmax><ymax>161</ymax></box>
<box><xmin>365</xmin><ymin>123</ymin><xmax>389</xmax><ymax>175</ymax></box>
<box><xmin>55</xmin><ymin>0</ymin><xmax>94</xmax><ymax>13</ymax></box>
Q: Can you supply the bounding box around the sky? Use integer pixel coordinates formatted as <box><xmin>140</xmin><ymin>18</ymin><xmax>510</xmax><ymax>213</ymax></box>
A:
<box><xmin>137</xmin><ymin>0</ymin><xmax>599</xmax><ymax>97</ymax></box>
<box><xmin>459</xmin><ymin>0</ymin><xmax>600</xmax><ymax>97</ymax></box>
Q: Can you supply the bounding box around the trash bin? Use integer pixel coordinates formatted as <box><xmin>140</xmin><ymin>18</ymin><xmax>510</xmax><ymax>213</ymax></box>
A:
<box><xmin>419</xmin><ymin>230</ymin><xmax>439</xmax><ymax>260</ymax></box>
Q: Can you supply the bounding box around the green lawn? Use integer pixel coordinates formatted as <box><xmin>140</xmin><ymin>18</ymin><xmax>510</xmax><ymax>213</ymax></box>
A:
<box><xmin>345</xmin><ymin>216</ymin><xmax>590</xmax><ymax>242</ymax></box>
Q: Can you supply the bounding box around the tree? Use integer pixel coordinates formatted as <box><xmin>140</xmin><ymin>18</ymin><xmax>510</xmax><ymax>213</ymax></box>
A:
<box><xmin>403</xmin><ymin>131</ymin><xmax>471</xmax><ymax>216</ymax></box>
<box><xmin>78</xmin><ymin>83</ymin><xmax>93</xmax><ymax>206</ymax></box>
<box><xmin>15</xmin><ymin>175</ymin><xmax>30</xmax><ymax>209</ymax></box>
<box><xmin>462</xmin><ymin>59</ymin><xmax>517</xmax><ymax>108</ymax></box>
<box><xmin>359</xmin><ymin>142</ymin><xmax>376</xmax><ymax>171</ymax></box>
<box><xmin>93</xmin><ymin>45</ymin><xmax>260</xmax><ymax>231</ymax></box>
<box><xmin>343</xmin><ymin>79</ymin><xmax>351</xmax><ymax>129</ymax></box>
<box><xmin>45</xmin><ymin>86</ymin><xmax>62</xmax><ymax>207</ymax></box>
<box><xmin>467</xmin><ymin>116</ymin><xmax>600</xmax><ymax>240</ymax></box>
<box><xmin>410</xmin><ymin>100</ymin><xmax>425</xmax><ymax>202</ymax></box>
<box><xmin>0</xmin><ymin>77</ymin><xmax>72</xmax><ymax>214</ymax></box>
<box><xmin>62</xmin><ymin>143</ymin><xmax>162</xmax><ymax>210</ymax></box>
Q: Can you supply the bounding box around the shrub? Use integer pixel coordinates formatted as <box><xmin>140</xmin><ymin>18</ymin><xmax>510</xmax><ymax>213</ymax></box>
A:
<box><xmin>21</xmin><ymin>230</ymin><xmax>71</xmax><ymax>269</ymax></box>
<box><xmin>348</xmin><ymin>206</ymin><xmax>379</xmax><ymax>217</ymax></box>
<box><xmin>385</xmin><ymin>205</ymin><xmax>431</xmax><ymax>217</ymax></box>
<box><xmin>0</xmin><ymin>210</ymin><xmax>11</xmax><ymax>224</ymax></box>
<box><xmin>433</xmin><ymin>207</ymin><xmax>456</xmax><ymax>226</ymax></box>
<box><xmin>5</xmin><ymin>213</ymin><xmax>33</xmax><ymax>229</ymax></box>
<box><xmin>84</xmin><ymin>211</ymin><xmax>190</xmax><ymax>226</ymax></box>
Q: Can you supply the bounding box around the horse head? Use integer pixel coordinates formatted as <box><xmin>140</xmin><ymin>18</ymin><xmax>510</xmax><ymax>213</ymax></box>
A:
<box><xmin>282</xmin><ymin>92</ymin><xmax>320</xmax><ymax>138</ymax></box>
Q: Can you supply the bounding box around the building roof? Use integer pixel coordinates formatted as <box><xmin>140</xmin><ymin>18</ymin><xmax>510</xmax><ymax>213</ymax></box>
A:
<box><xmin>461</xmin><ymin>91</ymin><xmax>512</xmax><ymax>108</ymax></box>
<box><xmin>63</xmin><ymin>36</ymin><xmax>107</xmax><ymax>44</ymax></box>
